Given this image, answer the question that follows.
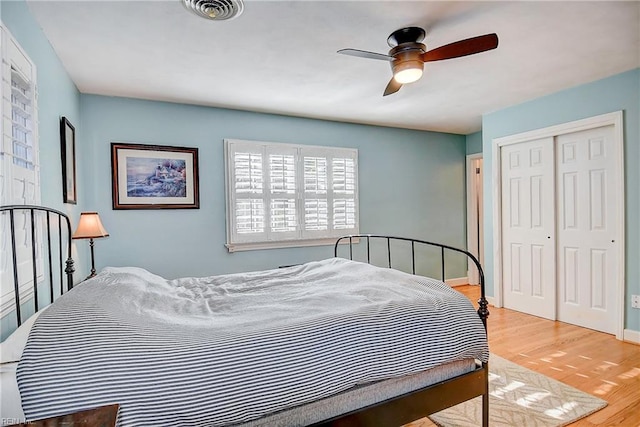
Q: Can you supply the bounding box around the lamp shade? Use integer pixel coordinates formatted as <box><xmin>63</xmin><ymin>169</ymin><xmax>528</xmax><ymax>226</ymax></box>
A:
<box><xmin>72</xmin><ymin>212</ymin><xmax>109</xmax><ymax>239</ymax></box>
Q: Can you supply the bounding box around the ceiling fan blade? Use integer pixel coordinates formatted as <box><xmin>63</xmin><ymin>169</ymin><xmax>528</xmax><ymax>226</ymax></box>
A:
<box><xmin>422</xmin><ymin>33</ymin><xmax>498</xmax><ymax>62</ymax></box>
<box><xmin>338</xmin><ymin>48</ymin><xmax>391</xmax><ymax>61</ymax></box>
<box><xmin>383</xmin><ymin>78</ymin><xmax>402</xmax><ymax>96</ymax></box>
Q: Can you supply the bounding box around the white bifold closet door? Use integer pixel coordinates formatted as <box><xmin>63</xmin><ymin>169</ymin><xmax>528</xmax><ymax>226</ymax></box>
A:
<box><xmin>501</xmin><ymin>137</ymin><xmax>556</xmax><ymax>320</ymax></box>
<box><xmin>501</xmin><ymin>125</ymin><xmax>620</xmax><ymax>334</ymax></box>
<box><xmin>556</xmin><ymin>125</ymin><xmax>618</xmax><ymax>334</ymax></box>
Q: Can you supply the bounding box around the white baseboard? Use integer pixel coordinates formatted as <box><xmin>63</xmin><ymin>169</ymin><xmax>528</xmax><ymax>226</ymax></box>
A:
<box><xmin>445</xmin><ymin>277</ymin><xmax>468</xmax><ymax>287</ymax></box>
<box><xmin>465</xmin><ymin>270</ymin><xmax>480</xmax><ymax>286</ymax></box>
<box><xmin>623</xmin><ymin>329</ymin><xmax>640</xmax><ymax>344</ymax></box>
<box><xmin>479</xmin><ymin>302</ymin><xmax>636</xmax><ymax>341</ymax></box>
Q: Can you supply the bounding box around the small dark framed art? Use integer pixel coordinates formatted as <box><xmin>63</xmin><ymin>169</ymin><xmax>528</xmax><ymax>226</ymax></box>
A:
<box><xmin>111</xmin><ymin>142</ymin><xmax>200</xmax><ymax>210</ymax></box>
<box><xmin>60</xmin><ymin>117</ymin><xmax>77</xmax><ymax>204</ymax></box>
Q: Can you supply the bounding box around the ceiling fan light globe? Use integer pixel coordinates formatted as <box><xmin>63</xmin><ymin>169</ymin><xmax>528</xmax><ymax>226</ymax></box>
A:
<box><xmin>393</xmin><ymin>64</ymin><xmax>423</xmax><ymax>84</ymax></box>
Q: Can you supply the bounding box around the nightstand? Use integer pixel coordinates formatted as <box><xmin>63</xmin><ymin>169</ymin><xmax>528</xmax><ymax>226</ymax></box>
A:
<box><xmin>9</xmin><ymin>404</ymin><xmax>118</xmax><ymax>426</ymax></box>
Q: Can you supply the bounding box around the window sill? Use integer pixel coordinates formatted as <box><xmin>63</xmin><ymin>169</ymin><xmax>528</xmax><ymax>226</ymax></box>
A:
<box><xmin>225</xmin><ymin>236</ymin><xmax>360</xmax><ymax>253</ymax></box>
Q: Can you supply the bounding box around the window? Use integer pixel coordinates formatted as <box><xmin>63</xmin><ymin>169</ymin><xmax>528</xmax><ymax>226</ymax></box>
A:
<box><xmin>0</xmin><ymin>26</ymin><xmax>42</xmax><ymax>318</ymax></box>
<box><xmin>225</xmin><ymin>139</ymin><xmax>358</xmax><ymax>251</ymax></box>
<box><xmin>0</xmin><ymin>26</ymin><xmax>40</xmax><ymax>205</ymax></box>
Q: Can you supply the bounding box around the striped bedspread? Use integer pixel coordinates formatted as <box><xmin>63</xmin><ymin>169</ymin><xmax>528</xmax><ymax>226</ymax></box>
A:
<box><xmin>17</xmin><ymin>258</ymin><xmax>489</xmax><ymax>426</ymax></box>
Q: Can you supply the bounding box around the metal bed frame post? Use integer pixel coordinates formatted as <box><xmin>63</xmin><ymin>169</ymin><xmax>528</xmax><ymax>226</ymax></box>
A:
<box><xmin>8</xmin><ymin>209</ymin><xmax>21</xmax><ymax>325</ymax></box>
<box><xmin>1</xmin><ymin>205</ymin><xmax>75</xmax><ymax>327</ymax></box>
<box><xmin>29</xmin><ymin>209</ymin><xmax>39</xmax><ymax>311</ymax></box>
<box><xmin>46</xmin><ymin>212</ymin><xmax>54</xmax><ymax>305</ymax></box>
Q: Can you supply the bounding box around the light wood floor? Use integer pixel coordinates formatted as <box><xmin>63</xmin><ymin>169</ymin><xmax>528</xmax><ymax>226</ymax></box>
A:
<box><xmin>410</xmin><ymin>285</ymin><xmax>640</xmax><ymax>427</ymax></box>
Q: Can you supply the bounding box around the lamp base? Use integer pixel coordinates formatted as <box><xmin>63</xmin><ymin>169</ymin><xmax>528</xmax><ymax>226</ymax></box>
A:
<box><xmin>86</xmin><ymin>238</ymin><xmax>97</xmax><ymax>280</ymax></box>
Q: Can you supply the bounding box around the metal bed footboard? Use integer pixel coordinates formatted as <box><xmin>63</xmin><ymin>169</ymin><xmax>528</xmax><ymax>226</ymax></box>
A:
<box><xmin>330</xmin><ymin>234</ymin><xmax>490</xmax><ymax>427</ymax></box>
<box><xmin>334</xmin><ymin>234</ymin><xmax>489</xmax><ymax>328</ymax></box>
<box><xmin>0</xmin><ymin>205</ymin><xmax>75</xmax><ymax>327</ymax></box>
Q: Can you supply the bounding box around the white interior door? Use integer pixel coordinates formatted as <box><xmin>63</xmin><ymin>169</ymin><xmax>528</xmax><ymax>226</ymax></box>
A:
<box><xmin>467</xmin><ymin>156</ymin><xmax>483</xmax><ymax>285</ymax></box>
<box><xmin>556</xmin><ymin>125</ymin><xmax>619</xmax><ymax>334</ymax></box>
<box><xmin>501</xmin><ymin>137</ymin><xmax>556</xmax><ymax>319</ymax></box>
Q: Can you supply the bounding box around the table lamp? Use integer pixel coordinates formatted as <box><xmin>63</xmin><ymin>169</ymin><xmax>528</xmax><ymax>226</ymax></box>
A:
<box><xmin>72</xmin><ymin>212</ymin><xmax>109</xmax><ymax>279</ymax></box>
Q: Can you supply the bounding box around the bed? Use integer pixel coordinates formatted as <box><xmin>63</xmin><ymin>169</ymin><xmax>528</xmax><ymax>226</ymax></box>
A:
<box><xmin>0</xmin><ymin>205</ymin><xmax>490</xmax><ymax>427</ymax></box>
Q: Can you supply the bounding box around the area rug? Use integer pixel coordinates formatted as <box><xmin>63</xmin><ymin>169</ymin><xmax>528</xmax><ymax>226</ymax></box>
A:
<box><xmin>428</xmin><ymin>354</ymin><xmax>607</xmax><ymax>427</ymax></box>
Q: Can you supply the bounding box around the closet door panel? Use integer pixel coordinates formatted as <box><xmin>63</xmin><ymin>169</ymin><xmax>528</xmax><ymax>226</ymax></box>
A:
<box><xmin>556</xmin><ymin>125</ymin><xmax>618</xmax><ymax>334</ymax></box>
<box><xmin>501</xmin><ymin>137</ymin><xmax>555</xmax><ymax>319</ymax></box>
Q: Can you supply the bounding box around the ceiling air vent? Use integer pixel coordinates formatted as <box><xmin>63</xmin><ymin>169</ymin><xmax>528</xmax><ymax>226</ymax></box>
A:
<box><xmin>182</xmin><ymin>0</ymin><xmax>244</xmax><ymax>21</ymax></box>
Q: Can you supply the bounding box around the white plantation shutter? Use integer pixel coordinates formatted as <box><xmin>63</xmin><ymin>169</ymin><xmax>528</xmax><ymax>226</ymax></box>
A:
<box><xmin>234</xmin><ymin>152</ymin><xmax>263</xmax><ymax>194</ymax></box>
<box><xmin>304</xmin><ymin>199</ymin><xmax>328</xmax><ymax>231</ymax></box>
<box><xmin>10</xmin><ymin>70</ymin><xmax>35</xmax><ymax>171</ymax></box>
<box><xmin>299</xmin><ymin>146</ymin><xmax>358</xmax><ymax>240</ymax></box>
<box><xmin>1</xmin><ymin>31</ymin><xmax>40</xmax><ymax>206</ymax></box>
<box><xmin>1</xmin><ymin>28</ymin><xmax>42</xmax><ymax>317</ymax></box>
<box><xmin>331</xmin><ymin>158</ymin><xmax>356</xmax><ymax>230</ymax></box>
<box><xmin>266</xmin><ymin>147</ymin><xmax>297</xmax><ymax>239</ymax></box>
<box><xmin>270</xmin><ymin>199</ymin><xmax>296</xmax><ymax>232</ymax></box>
<box><xmin>333</xmin><ymin>198</ymin><xmax>356</xmax><ymax>229</ymax></box>
<box><xmin>233</xmin><ymin>150</ymin><xmax>265</xmax><ymax>238</ymax></box>
<box><xmin>303</xmin><ymin>156</ymin><xmax>328</xmax><ymax>233</ymax></box>
<box><xmin>225</xmin><ymin>140</ymin><xmax>358</xmax><ymax>251</ymax></box>
<box><xmin>236</xmin><ymin>199</ymin><xmax>264</xmax><ymax>234</ymax></box>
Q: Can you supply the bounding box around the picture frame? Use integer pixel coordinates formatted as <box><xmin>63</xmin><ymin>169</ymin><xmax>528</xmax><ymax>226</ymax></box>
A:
<box><xmin>110</xmin><ymin>142</ymin><xmax>200</xmax><ymax>210</ymax></box>
<box><xmin>60</xmin><ymin>117</ymin><xmax>77</xmax><ymax>204</ymax></box>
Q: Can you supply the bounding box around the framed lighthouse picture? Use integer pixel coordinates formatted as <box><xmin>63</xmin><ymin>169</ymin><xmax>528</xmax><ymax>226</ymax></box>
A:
<box><xmin>110</xmin><ymin>142</ymin><xmax>200</xmax><ymax>210</ymax></box>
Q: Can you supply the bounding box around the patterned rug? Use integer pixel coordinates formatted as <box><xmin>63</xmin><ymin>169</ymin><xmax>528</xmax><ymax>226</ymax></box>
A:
<box><xmin>429</xmin><ymin>354</ymin><xmax>607</xmax><ymax>427</ymax></box>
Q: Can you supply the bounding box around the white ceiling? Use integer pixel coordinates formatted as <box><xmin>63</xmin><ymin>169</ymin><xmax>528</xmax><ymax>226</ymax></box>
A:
<box><xmin>26</xmin><ymin>0</ymin><xmax>640</xmax><ymax>134</ymax></box>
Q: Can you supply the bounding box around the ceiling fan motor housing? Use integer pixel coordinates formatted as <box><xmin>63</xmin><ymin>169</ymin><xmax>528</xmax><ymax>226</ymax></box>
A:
<box><xmin>387</xmin><ymin>27</ymin><xmax>426</xmax><ymax>47</ymax></box>
<box><xmin>389</xmin><ymin>43</ymin><xmax>426</xmax><ymax>83</ymax></box>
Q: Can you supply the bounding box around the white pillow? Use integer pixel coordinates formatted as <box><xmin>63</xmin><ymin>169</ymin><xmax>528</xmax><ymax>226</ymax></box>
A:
<box><xmin>0</xmin><ymin>307</ymin><xmax>47</xmax><ymax>363</ymax></box>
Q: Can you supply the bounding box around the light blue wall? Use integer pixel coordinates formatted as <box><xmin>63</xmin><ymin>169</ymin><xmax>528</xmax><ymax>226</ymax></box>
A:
<box><xmin>482</xmin><ymin>68</ymin><xmax>640</xmax><ymax>332</ymax></box>
<box><xmin>3</xmin><ymin>0</ymin><xmax>82</xmax><ymax>212</ymax></box>
<box><xmin>1</xmin><ymin>0</ymin><xmax>84</xmax><ymax>339</ymax></box>
<box><xmin>80</xmin><ymin>95</ymin><xmax>469</xmax><ymax>280</ymax></box>
<box><xmin>2</xmin><ymin>0</ymin><xmax>468</xmax><ymax>340</ymax></box>
<box><xmin>466</xmin><ymin>131</ymin><xmax>482</xmax><ymax>155</ymax></box>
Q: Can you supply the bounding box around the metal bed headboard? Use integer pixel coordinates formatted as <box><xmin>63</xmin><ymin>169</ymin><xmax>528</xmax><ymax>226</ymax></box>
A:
<box><xmin>334</xmin><ymin>234</ymin><xmax>489</xmax><ymax>329</ymax></box>
<box><xmin>0</xmin><ymin>205</ymin><xmax>75</xmax><ymax>326</ymax></box>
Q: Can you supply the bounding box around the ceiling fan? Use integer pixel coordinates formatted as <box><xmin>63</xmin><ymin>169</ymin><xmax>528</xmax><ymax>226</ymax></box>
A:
<box><xmin>338</xmin><ymin>27</ymin><xmax>499</xmax><ymax>96</ymax></box>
